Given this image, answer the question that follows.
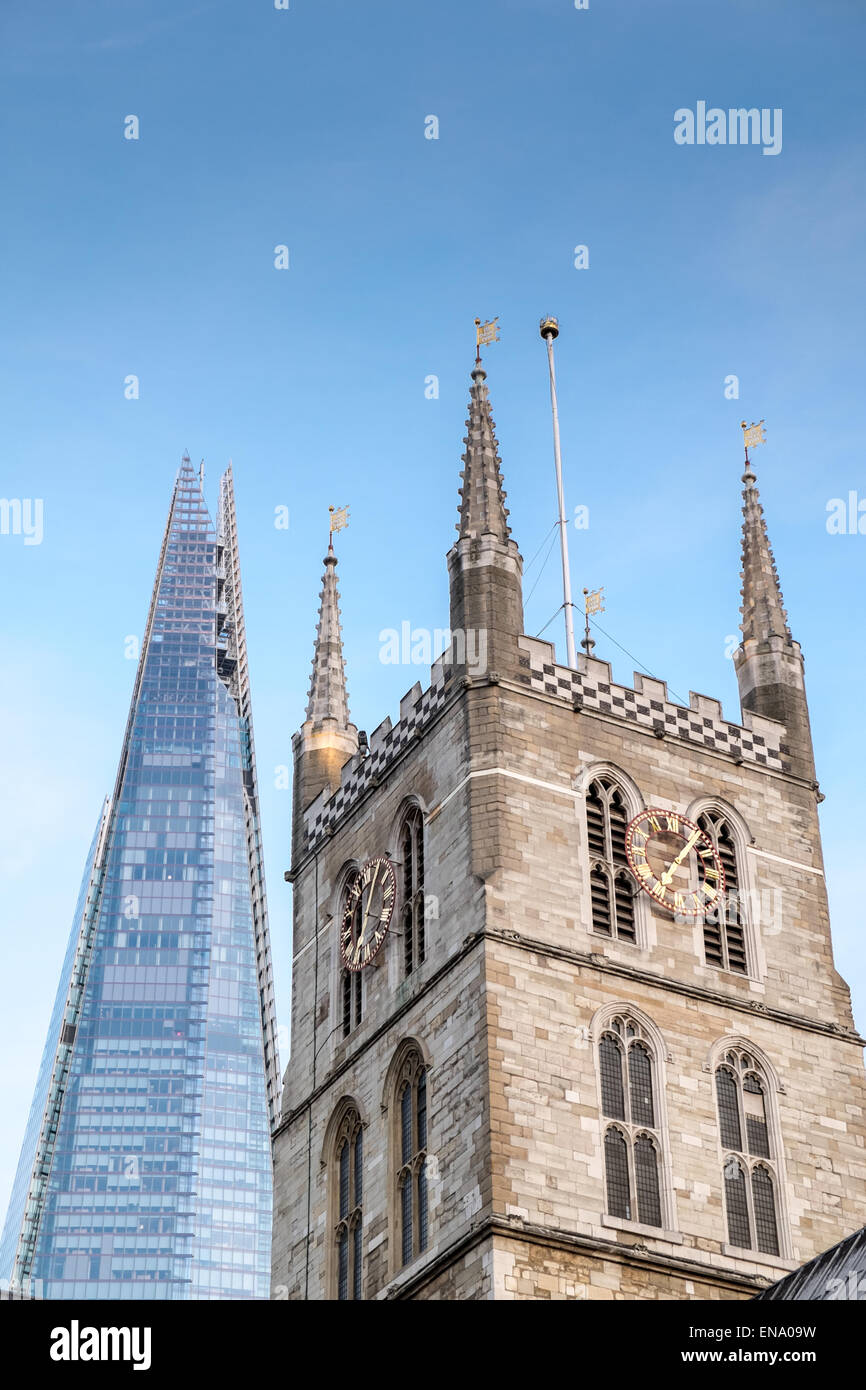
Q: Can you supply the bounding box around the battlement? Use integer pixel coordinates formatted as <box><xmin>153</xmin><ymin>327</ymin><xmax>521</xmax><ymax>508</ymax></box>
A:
<box><xmin>301</xmin><ymin>657</ymin><xmax>450</xmax><ymax>851</ymax></box>
<box><xmin>518</xmin><ymin>635</ymin><xmax>787</xmax><ymax>772</ymax></box>
<box><xmin>298</xmin><ymin>634</ymin><xmax>791</xmax><ymax>857</ymax></box>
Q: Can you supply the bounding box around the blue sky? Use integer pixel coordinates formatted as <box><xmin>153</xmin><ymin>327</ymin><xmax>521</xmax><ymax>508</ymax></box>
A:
<box><xmin>2</xmin><ymin>0</ymin><xmax>865</xmax><ymax>1210</ymax></box>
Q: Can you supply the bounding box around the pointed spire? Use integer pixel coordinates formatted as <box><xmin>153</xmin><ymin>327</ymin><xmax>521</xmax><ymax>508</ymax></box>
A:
<box><xmin>733</xmin><ymin>437</ymin><xmax>816</xmax><ymax>784</ymax></box>
<box><xmin>293</xmin><ymin>536</ymin><xmax>358</xmax><ymax>864</ymax></box>
<box><xmin>739</xmin><ymin>455</ymin><xmax>792</xmax><ymax>646</ymax></box>
<box><xmin>448</xmin><ymin>357</ymin><xmax>524</xmax><ymax>684</ymax></box>
<box><xmin>457</xmin><ymin>363</ymin><xmax>512</xmax><ymax>542</ymax></box>
<box><xmin>305</xmin><ymin>543</ymin><xmax>351</xmax><ymax>728</ymax></box>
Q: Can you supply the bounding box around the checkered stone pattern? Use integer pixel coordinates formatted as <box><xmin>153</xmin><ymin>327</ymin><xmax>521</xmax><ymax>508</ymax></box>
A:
<box><xmin>525</xmin><ymin>657</ymin><xmax>785</xmax><ymax>772</ymax></box>
<box><xmin>302</xmin><ymin>669</ymin><xmax>450</xmax><ymax>850</ymax></box>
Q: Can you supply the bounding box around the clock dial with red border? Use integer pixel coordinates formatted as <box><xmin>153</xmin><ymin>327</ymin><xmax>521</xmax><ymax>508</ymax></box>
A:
<box><xmin>624</xmin><ymin>808</ymin><xmax>724</xmax><ymax>918</ymax></box>
<box><xmin>340</xmin><ymin>855</ymin><xmax>397</xmax><ymax>972</ymax></box>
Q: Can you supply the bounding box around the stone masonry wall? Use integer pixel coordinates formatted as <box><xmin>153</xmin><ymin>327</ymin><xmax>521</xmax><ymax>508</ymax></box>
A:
<box><xmin>273</xmin><ymin>691</ymin><xmax>495</xmax><ymax>1299</ymax></box>
<box><xmin>273</xmin><ymin>645</ymin><xmax>866</xmax><ymax>1299</ymax></box>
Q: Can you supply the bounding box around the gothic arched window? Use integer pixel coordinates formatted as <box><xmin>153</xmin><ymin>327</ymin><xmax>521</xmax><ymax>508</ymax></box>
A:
<box><xmin>332</xmin><ymin>1109</ymin><xmax>363</xmax><ymax>1299</ymax></box>
<box><xmin>585</xmin><ymin>777</ymin><xmax>637</xmax><ymax>943</ymax></box>
<box><xmin>598</xmin><ymin>1015</ymin><xmax>663</xmax><ymax>1228</ymax></box>
<box><xmin>715</xmin><ymin>1049</ymin><xmax>780</xmax><ymax>1256</ymax></box>
<box><xmin>395</xmin><ymin>1050</ymin><xmax>428</xmax><ymax>1267</ymax></box>
<box><xmin>340</xmin><ymin>872</ymin><xmax>363</xmax><ymax>1038</ymax></box>
<box><xmin>400</xmin><ymin>806</ymin><xmax>426</xmax><ymax>977</ymax></box>
<box><xmin>697</xmin><ymin>811</ymin><xmax>748</xmax><ymax>974</ymax></box>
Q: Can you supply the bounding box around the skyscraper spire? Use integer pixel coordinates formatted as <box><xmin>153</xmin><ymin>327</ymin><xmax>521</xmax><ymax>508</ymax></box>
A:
<box><xmin>457</xmin><ymin>362</ymin><xmax>512</xmax><ymax>543</ymax></box>
<box><xmin>216</xmin><ymin>464</ymin><xmax>281</xmax><ymax>1127</ymax></box>
<box><xmin>305</xmin><ymin>541</ymin><xmax>352</xmax><ymax>728</ymax></box>
<box><xmin>1</xmin><ymin>457</ymin><xmax>278</xmax><ymax>1300</ymax></box>
<box><xmin>733</xmin><ymin>429</ymin><xmax>816</xmax><ymax>784</ymax></box>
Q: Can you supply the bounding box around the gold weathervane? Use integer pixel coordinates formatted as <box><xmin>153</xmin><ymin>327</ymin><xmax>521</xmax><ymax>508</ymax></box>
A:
<box><xmin>329</xmin><ymin>505</ymin><xmax>349</xmax><ymax>541</ymax></box>
<box><xmin>475</xmin><ymin>316</ymin><xmax>501</xmax><ymax>351</ymax></box>
<box><xmin>584</xmin><ymin>587</ymin><xmax>605</xmax><ymax>617</ymax></box>
<box><xmin>741</xmin><ymin>419</ymin><xmax>767</xmax><ymax>454</ymax></box>
<box><xmin>581</xmin><ymin>586</ymin><xmax>604</xmax><ymax>655</ymax></box>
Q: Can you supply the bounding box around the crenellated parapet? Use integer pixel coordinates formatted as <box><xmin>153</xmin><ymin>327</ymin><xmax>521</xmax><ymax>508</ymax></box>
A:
<box><xmin>299</xmin><ymin>659</ymin><xmax>450</xmax><ymax>855</ymax></box>
<box><xmin>518</xmin><ymin>636</ymin><xmax>788</xmax><ymax>773</ymax></box>
<box><xmin>296</xmin><ymin>626</ymin><xmax>793</xmax><ymax>863</ymax></box>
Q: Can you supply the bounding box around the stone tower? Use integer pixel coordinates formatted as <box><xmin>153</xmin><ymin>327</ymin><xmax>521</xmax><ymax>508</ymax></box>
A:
<box><xmin>271</xmin><ymin>361</ymin><xmax>866</xmax><ymax>1301</ymax></box>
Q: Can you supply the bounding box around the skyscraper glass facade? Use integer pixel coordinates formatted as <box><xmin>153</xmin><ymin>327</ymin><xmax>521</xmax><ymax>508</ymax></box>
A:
<box><xmin>0</xmin><ymin>458</ymin><xmax>279</xmax><ymax>1299</ymax></box>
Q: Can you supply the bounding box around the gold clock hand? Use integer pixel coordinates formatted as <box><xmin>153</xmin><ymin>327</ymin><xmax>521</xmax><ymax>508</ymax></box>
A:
<box><xmin>357</xmin><ymin>862</ymin><xmax>381</xmax><ymax>950</ymax></box>
<box><xmin>660</xmin><ymin>828</ymin><xmax>701</xmax><ymax>886</ymax></box>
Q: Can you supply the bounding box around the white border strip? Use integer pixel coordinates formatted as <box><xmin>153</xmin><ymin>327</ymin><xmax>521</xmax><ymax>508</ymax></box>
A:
<box><xmin>432</xmin><ymin>768</ymin><xmax>825</xmax><ymax>878</ymax></box>
<box><xmin>430</xmin><ymin>766</ymin><xmax>578</xmax><ymax>819</ymax></box>
<box><xmin>746</xmin><ymin>845</ymin><xmax>824</xmax><ymax>877</ymax></box>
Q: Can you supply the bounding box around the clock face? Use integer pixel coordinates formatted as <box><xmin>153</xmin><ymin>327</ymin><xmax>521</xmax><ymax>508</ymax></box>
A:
<box><xmin>340</xmin><ymin>856</ymin><xmax>397</xmax><ymax>972</ymax></box>
<box><xmin>624</xmin><ymin>809</ymin><xmax>724</xmax><ymax>918</ymax></box>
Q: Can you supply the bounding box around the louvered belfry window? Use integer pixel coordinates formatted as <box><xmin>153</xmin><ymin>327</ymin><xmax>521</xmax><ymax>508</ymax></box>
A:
<box><xmin>715</xmin><ymin>1049</ymin><xmax>781</xmax><ymax>1256</ymax></box>
<box><xmin>598</xmin><ymin>1016</ymin><xmax>664</xmax><ymax>1229</ymax></box>
<box><xmin>341</xmin><ymin>968</ymin><xmax>362</xmax><ymax>1039</ymax></box>
<box><xmin>334</xmin><ymin>1109</ymin><xmax>364</xmax><ymax>1299</ymax></box>
<box><xmin>341</xmin><ymin>872</ymin><xmax>363</xmax><ymax>1038</ymax></box>
<box><xmin>396</xmin><ymin>1050</ymin><xmax>429</xmax><ymax>1268</ymax></box>
<box><xmin>698</xmin><ymin>812</ymin><xmax>748</xmax><ymax>974</ymax></box>
<box><xmin>400</xmin><ymin>806</ymin><xmax>426</xmax><ymax>978</ymax></box>
<box><xmin>585</xmin><ymin>777</ymin><xmax>637</xmax><ymax>942</ymax></box>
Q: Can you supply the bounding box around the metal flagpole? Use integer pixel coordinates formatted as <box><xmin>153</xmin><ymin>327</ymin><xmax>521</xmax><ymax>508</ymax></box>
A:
<box><xmin>539</xmin><ymin>316</ymin><xmax>578</xmax><ymax>669</ymax></box>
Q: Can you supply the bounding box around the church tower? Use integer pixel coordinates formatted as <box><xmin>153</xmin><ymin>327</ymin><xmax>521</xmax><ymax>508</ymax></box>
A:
<box><xmin>271</xmin><ymin>359</ymin><xmax>866</xmax><ymax>1300</ymax></box>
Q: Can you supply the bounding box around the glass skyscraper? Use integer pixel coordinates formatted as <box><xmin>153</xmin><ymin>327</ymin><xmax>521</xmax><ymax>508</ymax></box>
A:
<box><xmin>0</xmin><ymin>457</ymin><xmax>280</xmax><ymax>1300</ymax></box>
